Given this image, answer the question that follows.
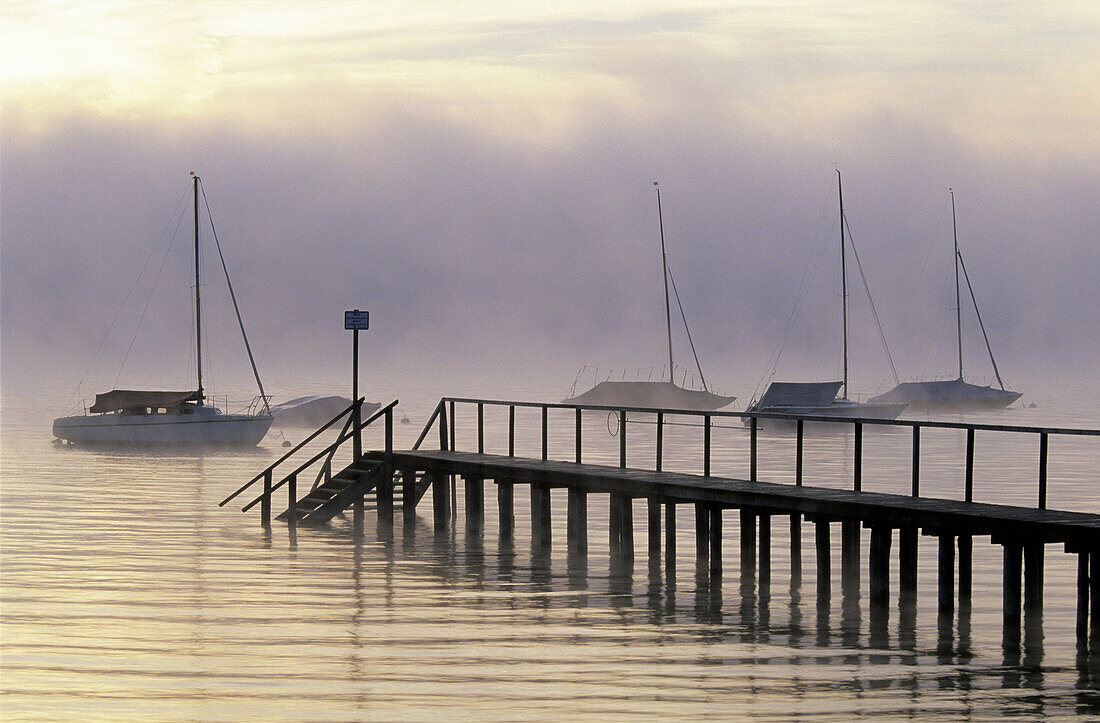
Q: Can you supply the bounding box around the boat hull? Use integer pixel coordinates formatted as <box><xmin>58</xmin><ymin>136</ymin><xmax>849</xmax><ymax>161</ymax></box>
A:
<box><xmin>743</xmin><ymin>401</ymin><xmax>907</xmax><ymax>426</ymax></box>
<box><xmin>868</xmin><ymin>379</ymin><xmax>1021</xmax><ymax>412</ymax></box>
<box><xmin>53</xmin><ymin>410</ymin><xmax>273</xmax><ymax>446</ymax></box>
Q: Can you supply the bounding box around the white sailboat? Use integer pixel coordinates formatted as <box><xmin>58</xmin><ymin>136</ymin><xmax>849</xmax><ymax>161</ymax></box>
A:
<box><xmin>53</xmin><ymin>174</ymin><xmax>273</xmax><ymax>446</ymax></box>
<box><xmin>563</xmin><ymin>183</ymin><xmax>735</xmax><ymax>411</ymax></box>
<box><xmin>869</xmin><ymin>190</ymin><xmax>1021</xmax><ymax>411</ymax></box>
<box><xmin>745</xmin><ymin>171</ymin><xmax>907</xmax><ymax>423</ymax></box>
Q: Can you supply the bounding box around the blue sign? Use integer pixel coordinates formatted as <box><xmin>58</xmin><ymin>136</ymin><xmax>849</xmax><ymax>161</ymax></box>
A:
<box><xmin>344</xmin><ymin>310</ymin><xmax>369</xmax><ymax>330</ymax></box>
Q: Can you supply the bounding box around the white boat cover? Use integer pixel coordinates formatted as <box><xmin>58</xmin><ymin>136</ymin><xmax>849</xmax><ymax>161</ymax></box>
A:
<box><xmin>754</xmin><ymin>381</ymin><xmax>843</xmax><ymax>409</ymax></box>
<box><xmin>868</xmin><ymin>378</ymin><xmax>1021</xmax><ymax>407</ymax></box>
<box><xmin>562</xmin><ymin>381</ymin><xmax>735</xmax><ymax>411</ymax></box>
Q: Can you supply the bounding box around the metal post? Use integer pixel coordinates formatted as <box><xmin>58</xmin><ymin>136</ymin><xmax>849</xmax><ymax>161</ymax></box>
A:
<box><xmin>508</xmin><ymin>405</ymin><xmax>515</xmax><ymax>457</ymax></box>
<box><xmin>575</xmin><ymin>407</ymin><xmax>582</xmax><ymax>463</ymax></box>
<box><xmin>704</xmin><ymin>415</ymin><xmax>711</xmax><ymax>477</ymax></box>
<box><xmin>541</xmin><ymin>405</ymin><xmax>548</xmax><ymax>461</ymax></box>
<box><xmin>750</xmin><ymin>416</ymin><xmax>758</xmax><ymax>481</ymax></box>
<box><xmin>448</xmin><ymin>400</ymin><xmax>455</xmax><ymax>451</ymax></box>
<box><xmin>619</xmin><ymin>410</ymin><xmax>627</xmax><ymax>468</ymax></box>
<box><xmin>352</xmin><ymin>329</ymin><xmax>361</xmax><ymax>460</ymax></box>
<box><xmin>911</xmin><ymin>425</ymin><xmax>920</xmax><ymax>497</ymax></box>
<box><xmin>1038</xmin><ymin>432</ymin><xmax>1048</xmax><ymax>510</ymax></box>
<box><xmin>656</xmin><ymin>412</ymin><xmax>664</xmax><ymax>472</ymax></box>
<box><xmin>477</xmin><ymin>402</ymin><xmax>484</xmax><ymax>455</ymax></box>
<box><xmin>853</xmin><ymin>422</ymin><xmax>862</xmax><ymax>492</ymax></box>
<box><xmin>795</xmin><ymin>419</ymin><xmax>803</xmax><ymax>486</ymax></box>
<box><xmin>965</xmin><ymin>428</ymin><xmax>975</xmax><ymax>502</ymax></box>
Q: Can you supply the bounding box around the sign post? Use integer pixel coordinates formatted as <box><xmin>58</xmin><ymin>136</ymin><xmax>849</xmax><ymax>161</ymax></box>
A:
<box><xmin>345</xmin><ymin>310</ymin><xmax>369</xmax><ymax>459</ymax></box>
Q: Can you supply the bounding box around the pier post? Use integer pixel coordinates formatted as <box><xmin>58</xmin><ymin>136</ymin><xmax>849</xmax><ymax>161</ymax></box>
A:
<box><xmin>870</xmin><ymin>524</ymin><xmax>892</xmax><ymax>608</ymax></box>
<box><xmin>1024</xmin><ymin>542</ymin><xmax>1045</xmax><ymax>614</ymax></box>
<box><xmin>1091</xmin><ymin>552</ymin><xmax>1099</xmax><ymax>649</ymax></box>
<box><xmin>464</xmin><ymin>475</ymin><xmax>484</xmax><ymax>535</ymax></box>
<box><xmin>815</xmin><ymin>519</ymin><xmax>831</xmax><ymax>605</ymax></box>
<box><xmin>497</xmin><ymin>480</ymin><xmax>514</xmax><ymax>542</ymax></box>
<box><xmin>609</xmin><ymin>493</ymin><xmax>633</xmax><ymax>565</ymax></box>
<box><xmin>899</xmin><ymin>527</ymin><xmax>918</xmax><ymax>598</ymax></box>
<box><xmin>401</xmin><ymin>468</ymin><xmax>417</xmax><ymax>516</ymax></box>
<box><xmin>695</xmin><ymin>503</ymin><xmax>710</xmax><ymax>571</ymax></box>
<box><xmin>1003</xmin><ymin>542</ymin><xmax>1023</xmax><ymax>648</ymax></box>
<box><xmin>938</xmin><ymin>533</ymin><xmax>955</xmax><ymax>617</ymax></box>
<box><xmin>708</xmin><ymin>505</ymin><xmax>722</xmax><ymax>578</ymax></box>
<box><xmin>740</xmin><ymin>508</ymin><xmax>756</xmax><ymax>587</ymax></box>
<box><xmin>841</xmin><ymin>520</ymin><xmax>860</xmax><ymax>598</ymax></box>
<box><xmin>665</xmin><ymin>503</ymin><xmax>677</xmax><ymax>580</ymax></box>
<box><xmin>567</xmin><ymin>487</ymin><xmax>587</xmax><ymax>556</ymax></box>
<box><xmin>759</xmin><ymin>513</ymin><xmax>771</xmax><ymax>603</ymax></box>
<box><xmin>621</xmin><ymin>496</ymin><xmax>635</xmax><ymax>564</ymax></box>
<box><xmin>376</xmin><ymin>469</ymin><xmax>393</xmax><ymax>525</ymax></box>
<box><xmin>287</xmin><ymin>473</ymin><xmax>297</xmax><ymax>526</ymax></box>
<box><xmin>531</xmin><ymin>483</ymin><xmax>551</xmax><ymax>554</ymax></box>
<box><xmin>958</xmin><ymin>534</ymin><xmax>973</xmax><ymax>609</ymax></box>
<box><xmin>261</xmin><ymin>470</ymin><xmax>272</xmax><ymax>525</ymax></box>
<box><xmin>431</xmin><ymin>470</ymin><xmax>450</xmax><ymax>529</ymax></box>
<box><xmin>648</xmin><ymin>498</ymin><xmax>661</xmax><ymax>558</ymax></box>
<box><xmin>1076</xmin><ymin>551</ymin><xmax>1089</xmax><ymax>648</ymax></box>
<box><xmin>790</xmin><ymin>514</ymin><xmax>802</xmax><ymax>587</ymax></box>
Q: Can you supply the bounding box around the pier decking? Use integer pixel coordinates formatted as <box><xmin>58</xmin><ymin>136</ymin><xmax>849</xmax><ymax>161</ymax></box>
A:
<box><xmin>221</xmin><ymin>396</ymin><xmax>1100</xmax><ymax>656</ymax></box>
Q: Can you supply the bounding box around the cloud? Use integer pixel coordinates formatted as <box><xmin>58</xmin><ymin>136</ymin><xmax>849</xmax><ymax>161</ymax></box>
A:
<box><xmin>2</xmin><ymin>1</ymin><xmax>1097</xmax><ymax>403</ymax></box>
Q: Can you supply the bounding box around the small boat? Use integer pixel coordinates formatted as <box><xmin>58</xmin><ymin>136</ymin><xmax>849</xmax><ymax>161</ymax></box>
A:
<box><xmin>869</xmin><ymin>190</ymin><xmax>1021</xmax><ymax>411</ymax></box>
<box><xmin>53</xmin><ymin>174</ymin><xmax>273</xmax><ymax>446</ymax></box>
<box><xmin>563</xmin><ymin>183</ymin><xmax>735</xmax><ymax>412</ymax></box>
<box><xmin>269</xmin><ymin>396</ymin><xmax>380</xmax><ymax>427</ymax></box>
<box><xmin>745</xmin><ymin>172</ymin><xmax>906</xmax><ymax>424</ymax></box>
<box><xmin>743</xmin><ymin>381</ymin><xmax>905</xmax><ymax>423</ymax></box>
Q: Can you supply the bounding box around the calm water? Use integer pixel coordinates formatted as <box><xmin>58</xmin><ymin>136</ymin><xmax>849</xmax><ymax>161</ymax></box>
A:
<box><xmin>3</xmin><ymin>384</ymin><xmax>1099</xmax><ymax>720</ymax></box>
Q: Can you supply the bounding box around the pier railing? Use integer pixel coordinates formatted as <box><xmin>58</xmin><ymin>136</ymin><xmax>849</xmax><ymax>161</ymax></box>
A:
<box><xmin>417</xmin><ymin>397</ymin><xmax>1099</xmax><ymax>511</ymax></box>
<box><xmin>219</xmin><ymin>398</ymin><xmax>397</xmax><ymax>518</ymax></box>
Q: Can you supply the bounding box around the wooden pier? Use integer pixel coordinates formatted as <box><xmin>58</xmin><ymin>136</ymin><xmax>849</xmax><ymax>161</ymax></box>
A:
<box><xmin>221</xmin><ymin>396</ymin><xmax>1100</xmax><ymax>657</ymax></box>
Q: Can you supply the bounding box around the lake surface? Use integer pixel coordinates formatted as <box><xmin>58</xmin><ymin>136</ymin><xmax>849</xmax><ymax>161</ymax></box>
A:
<box><xmin>3</xmin><ymin>384</ymin><xmax>1099</xmax><ymax>720</ymax></box>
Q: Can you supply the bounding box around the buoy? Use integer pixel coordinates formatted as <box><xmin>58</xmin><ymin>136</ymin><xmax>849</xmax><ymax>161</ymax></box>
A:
<box><xmin>283</xmin><ymin>440</ymin><xmax>293</xmax><ymax>447</ymax></box>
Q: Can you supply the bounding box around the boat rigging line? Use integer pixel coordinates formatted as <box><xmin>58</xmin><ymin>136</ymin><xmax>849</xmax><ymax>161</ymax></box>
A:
<box><xmin>841</xmin><ymin>214</ymin><xmax>899</xmax><ymax>386</ymax></box>
<box><xmin>199</xmin><ymin>181</ymin><xmax>272</xmax><ymax>415</ymax></box>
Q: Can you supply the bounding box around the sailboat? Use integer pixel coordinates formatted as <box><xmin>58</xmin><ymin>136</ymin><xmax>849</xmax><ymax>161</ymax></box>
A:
<box><xmin>868</xmin><ymin>190</ymin><xmax>1021</xmax><ymax>411</ymax></box>
<box><xmin>744</xmin><ymin>172</ymin><xmax>906</xmax><ymax>423</ymax></box>
<box><xmin>53</xmin><ymin>174</ymin><xmax>274</xmax><ymax>446</ymax></box>
<box><xmin>562</xmin><ymin>184</ymin><xmax>735</xmax><ymax>411</ymax></box>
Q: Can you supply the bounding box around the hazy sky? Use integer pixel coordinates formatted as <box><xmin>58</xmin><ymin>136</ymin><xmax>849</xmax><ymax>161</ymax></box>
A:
<box><xmin>2</xmin><ymin>1</ymin><xmax>1097</xmax><ymax>405</ymax></box>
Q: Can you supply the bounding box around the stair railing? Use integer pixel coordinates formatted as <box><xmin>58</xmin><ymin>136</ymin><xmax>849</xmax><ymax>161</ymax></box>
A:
<box><xmin>220</xmin><ymin>399</ymin><xmax>398</xmax><ymax>522</ymax></box>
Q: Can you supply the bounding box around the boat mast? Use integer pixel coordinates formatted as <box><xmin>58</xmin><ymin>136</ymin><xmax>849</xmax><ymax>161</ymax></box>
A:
<box><xmin>193</xmin><ymin>172</ymin><xmax>204</xmax><ymax>404</ymax></box>
<box><xmin>951</xmin><ymin>189</ymin><xmax>963</xmax><ymax>381</ymax></box>
<box><xmin>656</xmin><ymin>182</ymin><xmax>674</xmax><ymax>383</ymax></box>
<box><xmin>837</xmin><ymin>170</ymin><xmax>848</xmax><ymax>400</ymax></box>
